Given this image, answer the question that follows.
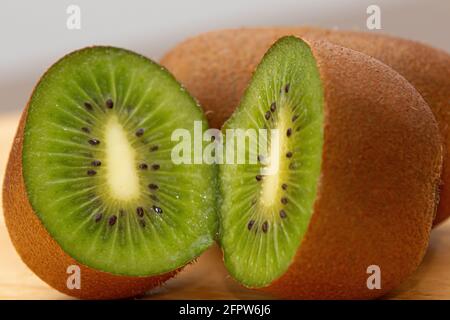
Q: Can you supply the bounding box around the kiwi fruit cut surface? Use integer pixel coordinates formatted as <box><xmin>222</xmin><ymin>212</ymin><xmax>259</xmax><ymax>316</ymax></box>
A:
<box><xmin>161</xmin><ymin>26</ymin><xmax>450</xmax><ymax>225</ymax></box>
<box><xmin>3</xmin><ymin>47</ymin><xmax>217</xmax><ymax>299</ymax></box>
<box><xmin>218</xmin><ymin>37</ymin><xmax>442</xmax><ymax>299</ymax></box>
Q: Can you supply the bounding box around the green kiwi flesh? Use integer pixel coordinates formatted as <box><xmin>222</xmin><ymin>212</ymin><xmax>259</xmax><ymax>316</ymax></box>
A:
<box><xmin>220</xmin><ymin>37</ymin><xmax>323</xmax><ymax>287</ymax></box>
<box><xmin>22</xmin><ymin>47</ymin><xmax>216</xmax><ymax>276</ymax></box>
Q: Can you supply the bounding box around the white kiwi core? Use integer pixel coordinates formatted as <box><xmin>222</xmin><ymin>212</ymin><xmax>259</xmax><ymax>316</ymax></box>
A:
<box><xmin>104</xmin><ymin>115</ymin><xmax>140</xmax><ymax>201</ymax></box>
<box><xmin>259</xmin><ymin>105</ymin><xmax>292</xmax><ymax>209</ymax></box>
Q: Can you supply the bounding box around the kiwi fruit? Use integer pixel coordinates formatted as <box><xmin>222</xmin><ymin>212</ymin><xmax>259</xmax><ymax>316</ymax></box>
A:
<box><xmin>2</xmin><ymin>47</ymin><xmax>217</xmax><ymax>299</ymax></box>
<box><xmin>217</xmin><ymin>37</ymin><xmax>441</xmax><ymax>299</ymax></box>
<box><xmin>161</xmin><ymin>26</ymin><xmax>450</xmax><ymax>225</ymax></box>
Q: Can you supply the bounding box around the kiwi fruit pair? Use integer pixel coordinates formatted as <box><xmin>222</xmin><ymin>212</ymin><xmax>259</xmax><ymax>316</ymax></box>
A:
<box><xmin>161</xmin><ymin>26</ymin><xmax>450</xmax><ymax>226</ymax></box>
<box><xmin>2</xmin><ymin>31</ymin><xmax>444</xmax><ymax>300</ymax></box>
<box><xmin>163</xmin><ymin>33</ymin><xmax>443</xmax><ymax>298</ymax></box>
<box><xmin>3</xmin><ymin>47</ymin><xmax>217</xmax><ymax>299</ymax></box>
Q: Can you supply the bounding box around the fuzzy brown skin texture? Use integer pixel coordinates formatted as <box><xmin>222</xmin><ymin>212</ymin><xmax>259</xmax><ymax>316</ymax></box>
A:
<box><xmin>161</xmin><ymin>27</ymin><xmax>450</xmax><ymax>225</ymax></box>
<box><xmin>255</xmin><ymin>39</ymin><xmax>442</xmax><ymax>299</ymax></box>
<box><xmin>3</xmin><ymin>108</ymin><xmax>177</xmax><ymax>299</ymax></box>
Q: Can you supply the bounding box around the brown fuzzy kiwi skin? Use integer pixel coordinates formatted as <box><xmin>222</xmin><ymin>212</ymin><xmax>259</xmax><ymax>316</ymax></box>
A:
<box><xmin>161</xmin><ymin>27</ymin><xmax>450</xmax><ymax>225</ymax></box>
<box><xmin>251</xmin><ymin>39</ymin><xmax>442</xmax><ymax>299</ymax></box>
<box><xmin>2</xmin><ymin>100</ymin><xmax>177</xmax><ymax>300</ymax></box>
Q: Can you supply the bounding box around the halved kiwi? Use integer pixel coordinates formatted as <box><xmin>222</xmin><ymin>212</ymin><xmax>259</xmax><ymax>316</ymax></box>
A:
<box><xmin>3</xmin><ymin>47</ymin><xmax>217</xmax><ymax>299</ymax></box>
<box><xmin>161</xmin><ymin>26</ymin><xmax>450</xmax><ymax>225</ymax></box>
<box><xmin>219</xmin><ymin>37</ymin><xmax>442</xmax><ymax>299</ymax></box>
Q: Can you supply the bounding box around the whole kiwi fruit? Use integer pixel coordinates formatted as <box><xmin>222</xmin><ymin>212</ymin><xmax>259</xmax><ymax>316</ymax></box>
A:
<box><xmin>161</xmin><ymin>26</ymin><xmax>450</xmax><ymax>225</ymax></box>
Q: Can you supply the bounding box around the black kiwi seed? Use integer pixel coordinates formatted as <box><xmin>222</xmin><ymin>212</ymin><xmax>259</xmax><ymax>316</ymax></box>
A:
<box><xmin>247</xmin><ymin>220</ymin><xmax>255</xmax><ymax>230</ymax></box>
<box><xmin>135</xmin><ymin>128</ymin><xmax>144</xmax><ymax>137</ymax></box>
<box><xmin>108</xmin><ymin>215</ymin><xmax>117</xmax><ymax>226</ymax></box>
<box><xmin>136</xmin><ymin>207</ymin><xmax>144</xmax><ymax>217</ymax></box>
<box><xmin>279</xmin><ymin>210</ymin><xmax>287</xmax><ymax>219</ymax></box>
<box><xmin>81</xmin><ymin>127</ymin><xmax>90</xmax><ymax>133</ymax></box>
<box><xmin>84</xmin><ymin>102</ymin><xmax>93</xmax><ymax>111</ymax></box>
<box><xmin>257</xmin><ymin>155</ymin><xmax>262</xmax><ymax>162</ymax></box>
<box><xmin>292</xmin><ymin>115</ymin><xmax>299</xmax><ymax>122</ymax></box>
<box><xmin>284</xmin><ymin>83</ymin><xmax>290</xmax><ymax>93</ymax></box>
<box><xmin>139</xmin><ymin>163</ymin><xmax>148</xmax><ymax>170</ymax></box>
<box><xmin>286</xmin><ymin>128</ymin><xmax>292</xmax><ymax>137</ymax></box>
<box><xmin>262</xmin><ymin>221</ymin><xmax>269</xmax><ymax>233</ymax></box>
<box><xmin>87</xmin><ymin>169</ymin><xmax>97</xmax><ymax>176</ymax></box>
<box><xmin>153</xmin><ymin>205</ymin><xmax>163</xmax><ymax>214</ymax></box>
<box><xmin>265</xmin><ymin>111</ymin><xmax>271</xmax><ymax>120</ymax></box>
<box><xmin>151</xmin><ymin>164</ymin><xmax>160</xmax><ymax>171</ymax></box>
<box><xmin>255</xmin><ymin>174</ymin><xmax>262</xmax><ymax>181</ymax></box>
<box><xmin>91</xmin><ymin>160</ymin><xmax>101</xmax><ymax>167</ymax></box>
<box><xmin>286</xmin><ymin>151</ymin><xmax>293</xmax><ymax>158</ymax></box>
<box><xmin>281</xmin><ymin>183</ymin><xmax>288</xmax><ymax>190</ymax></box>
<box><xmin>281</xmin><ymin>197</ymin><xmax>288</xmax><ymax>205</ymax></box>
<box><xmin>94</xmin><ymin>213</ymin><xmax>102</xmax><ymax>223</ymax></box>
<box><xmin>148</xmin><ymin>183</ymin><xmax>159</xmax><ymax>190</ymax></box>
<box><xmin>106</xmin><ymin>99</ymin><xmax>114</xmax><ymax>109</ymax></box>
<box><xmin>270</xmin><ymin>102</ymin><xmax>277</xmax><ymax>112</ymax></box>
<box><xmin>88</xmin><ymin>138</ymin><xmax>100</xmax><ymax>145</ymax></box>
<box><xmin>150</xmin><ymin>145</ymin><xmax>159</xmax><ymax>152</ymax></box>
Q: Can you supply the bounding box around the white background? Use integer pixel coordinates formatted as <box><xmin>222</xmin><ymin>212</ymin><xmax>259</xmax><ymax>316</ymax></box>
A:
<box><xmin>0</xmin><ymin>0</ymin><xmax>449</xmax><ymax>113</ymax></box>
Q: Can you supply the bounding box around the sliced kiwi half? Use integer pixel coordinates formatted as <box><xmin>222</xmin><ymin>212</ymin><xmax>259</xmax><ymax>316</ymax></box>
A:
<box><xmin>220</xmin><ymin>37</ymin><xmax>323</xmax><ymax>287</ymax></box>
<box><xmin>14</xmin><ymin>47</ymin><xmax>216</xmax><ymax>279</ymax></box>
<box><xmin>218</xmin><ymin>35</ymin><xmax>442</xmax><ymax>300</ymax></box>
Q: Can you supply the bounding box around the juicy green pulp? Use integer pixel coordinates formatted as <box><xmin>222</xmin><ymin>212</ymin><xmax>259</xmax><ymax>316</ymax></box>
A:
<box><xmin>22</xmin><ymin>47</ymin><xmax>217</xmax><ymax>276</ymax></box>
<box><xmin>219</xmin><ymin>37</ymin><xmax>324</xmax><ymax>287</ymax></box>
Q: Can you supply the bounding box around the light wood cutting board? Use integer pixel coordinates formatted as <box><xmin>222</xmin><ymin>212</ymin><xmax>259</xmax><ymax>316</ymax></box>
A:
<box><xmin>1</xmin><ymin>113</ymin><xmax>449</xmax><ymax>300</ymax></box>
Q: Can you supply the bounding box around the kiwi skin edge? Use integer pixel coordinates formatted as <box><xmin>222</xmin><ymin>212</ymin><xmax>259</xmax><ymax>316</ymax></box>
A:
<box><xmin>161</xmin><ymin>26</ymin><xmax>450</xmax><ymax>226</ymax></box>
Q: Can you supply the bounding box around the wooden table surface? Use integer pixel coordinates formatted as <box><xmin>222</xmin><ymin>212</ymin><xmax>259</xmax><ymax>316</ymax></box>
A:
<box><xmin>1</xmin><ymin>113</ymin><xmax>450</xmax><ymax>300</ymax></box>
